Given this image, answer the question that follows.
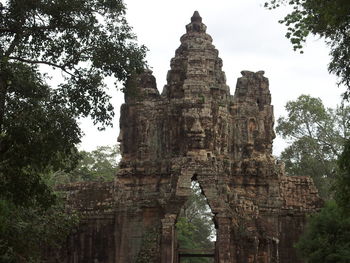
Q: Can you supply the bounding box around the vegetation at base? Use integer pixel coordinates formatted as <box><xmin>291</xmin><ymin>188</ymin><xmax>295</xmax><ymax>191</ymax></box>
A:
<box><xmin>0</xmin><ymin>143</ymin><xmax>120</xmax><ymax>262</ymax></box>
<box><xmin>295</xmin><ymin>201</ymin><xmax>350</xmax><ymax>263</ymax></box>
<box><xmin>176</xmin><ymin>181</ymin><xmax>215</xmax><ymax>263</ymax></box>
<box><xmin>136</xmin><ymin>227</ymin><xmax>160</xmax><ymax>263</ymax></box>
<box><xmin>295</xmin><ymin>140</ymin><xmax>350</xmax><ymax>263</ymax></box>
<box><xmin>265</xmin><ymin>0</ymin><xmax>350</xmax><ymax>94</ymax></box>
<box><xmin>276</xmin><ymin>95</ymin><xmax>350</xmax><ymax>199</ymax></box>
<box><xmin>0</xmin><ymin>64</ymin><xmax>81</xmax><ymax>262</ymax></box>
<box><xmin>0</xmin><ymin>198</ymin><xmax>78</xmax><ymax>263</ymax></box>
<box><xmin>334</xmin><ymin>140</ymin><xmax>350</xmax><ymax>214</ymax></box>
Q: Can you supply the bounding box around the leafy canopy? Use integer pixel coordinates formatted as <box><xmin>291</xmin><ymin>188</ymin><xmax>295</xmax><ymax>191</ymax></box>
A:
<box><xmin>265</xmin><ymin>1</ymin><xmax>350</xmax><ymax>261</ymax></box>
<box><xmin>295</xmin><ymin>140</ymin><xmax>350</xmax><ymax>262</ymax></box>
<box><xmin>0</xmin><ymin>198</ymin><xmax>78</xmax><ymax>263</ymax></box>
<box><xmin>334</xmin><ymin>139</ymin><xmax>350</xmax><ymax>214</ymax></box>
<box><xmin>48</xmin><ymin>145</ymin><xmax>120</xmax><ymax>184</ymax></box>
<box><xmin>0</xmin><ymin>144</ymin><xmax>120</xmax><ymax>263</ymax></box>
<box><xmin>0</xmin><ymin>63</ymin><xmax>81</xmax><ymax>207</ymax></box>
<box><xmin>0</xmin><ymin>0</ymin><xmax>147</xmax><ymax>129</ymax></box>
<box><xmin>0</xmin><ymin>64</ymin><xmax>81</xmax><ymax>262</ymax></box>
<box><xmin>295</xmin><ymin>200</ymin><xmax>350</xmax><ymax>263</ymax></box>
<box><xmin>276</xmin><ymin>95</ymin><xmax>349</xmax><ymax>198</ymax></box>
<box><xmin>0</xmin><ymin>1</ymin><xmax>146</xmax><ymax>260</ymax></box>
<box><xmin>0</xmin><ymin>0</ymin><xmax>146</xmax><ymax>206</ymax></box>
<box><xmin>265</xmin><ymin>0</ymin><xmax>350</xmax><ymax>94</ymax></box>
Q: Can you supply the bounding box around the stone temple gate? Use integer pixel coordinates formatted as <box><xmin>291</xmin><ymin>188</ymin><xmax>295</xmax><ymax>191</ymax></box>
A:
<box><xmin>54</xmin><ymin>12</ymin><xmax>323</xmax><ymax>263</ymax></box>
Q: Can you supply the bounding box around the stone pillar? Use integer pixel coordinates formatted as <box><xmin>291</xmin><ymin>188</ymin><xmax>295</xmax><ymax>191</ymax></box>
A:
<box><xmin>160</xmin><ymin>214</ymin><xmax>177</xmax><ymax>263</ymax></box>
<box><xmin>216</xmin><ymin>216</ymin><xmax>234</xmax><ymax>263</ymax></box>
<box><xmin>271</xmin><ymin>237</ymin><xmax>280</xmax><ymax>263</ymax></box>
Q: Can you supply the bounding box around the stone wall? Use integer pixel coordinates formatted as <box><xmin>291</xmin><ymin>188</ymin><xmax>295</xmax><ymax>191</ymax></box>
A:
<box><xmin>51</xmin><ymin>11</ymin><xmax>323</xmax><ymax>263</ymax></box>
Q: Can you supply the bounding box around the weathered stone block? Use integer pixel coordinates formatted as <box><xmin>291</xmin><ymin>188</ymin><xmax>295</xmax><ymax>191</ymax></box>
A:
<box><xmin>50</xmin><ymin>11</ymin><xmax>323</xmax><ymax>263</ymax></box>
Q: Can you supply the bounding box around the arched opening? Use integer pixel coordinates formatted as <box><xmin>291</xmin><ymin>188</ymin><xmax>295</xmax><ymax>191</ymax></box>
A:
<box><xmin>175</xmin><ymin>176</ymin><xmax>216</xmax><ymax>262</ymax></box>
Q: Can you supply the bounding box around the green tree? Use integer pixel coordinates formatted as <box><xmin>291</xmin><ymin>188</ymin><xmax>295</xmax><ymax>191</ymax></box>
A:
<box><xmin>0</xmin><ymin>0</ymin><xmax>146</xmax><ymax>131</ymax></box>
<box><xmin>0</xmin><ymin>0</ymin><xmax>146</xmax><ymax>206</ymax></box>
<box><xmin>0</xmin><ymin>63</ymin><xmax>81</xmax><ymax>207</ymax></box>
<box><xmin>265</xmin><ymin>1</ymin><xmax>350</xmax><ymax>260</ymax></box>
<box><xmin>295</xmin><ymin>200</ymin><xmax>350</xmax><ymax>263</ymax></box>
<box><xmin>265</xmin><ymin>0</ymin><xmax>350</xmax><ymax>94</ymax></box>
<box><xmin>276</xmin><ymin>95</ymin><xmax>349</xmax><ymax>198</ymax></box>
<box><xmin>0</xmin><ymin>1</ymin><xmax>146</xmax><ymax>261</ymax></box>
<box><xmin>0</xmin><ymin>64</ymin><xmax>81</xmax><ymax>263</ymax></box>
<box><xmin>48</xmin><ymin>145</ymin><xmax>120</xmax><ymax>184</ymax></box>
<box><xmin>0</xmin><ymin>199</ymin><xmax>78</xmax><ymax>263</ymax></box>
<box><xmin>295</xmin><ymin>141</ymin><xmax>350</xmax><ymax>263</ymax></box>
<box><xmin>176</xmin><ymin>181</ymin><xmax>215</xmax><ymax>263</ymax></box>
<box><xmin>334</xmin><ymin>139</ymin><xmax>350</xmax><ymax>214</ymax></box>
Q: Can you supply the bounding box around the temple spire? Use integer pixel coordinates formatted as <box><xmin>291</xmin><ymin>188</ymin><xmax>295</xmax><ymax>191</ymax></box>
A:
<box><xmin>186</xmin><ymin>10</ymin><xmax>206</xmax><ymax>33</ymax></box>
<box><xmin>191</xmin><ymin>11</ymin><xmax>202</xmax><ymax>23</ymax></box>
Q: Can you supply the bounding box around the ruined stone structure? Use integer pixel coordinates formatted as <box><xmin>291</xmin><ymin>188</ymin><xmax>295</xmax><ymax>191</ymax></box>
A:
<box><xmin>54</xmin><ymin>12</ymin><xmax>323</xmax><ymax>263</ymax></box>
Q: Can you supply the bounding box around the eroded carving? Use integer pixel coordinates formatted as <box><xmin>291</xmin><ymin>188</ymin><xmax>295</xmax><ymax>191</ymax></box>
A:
<box><xmin>51</xmin><ymin>11</ymin><xmax>323</xmax><ymax>263</ymax></box>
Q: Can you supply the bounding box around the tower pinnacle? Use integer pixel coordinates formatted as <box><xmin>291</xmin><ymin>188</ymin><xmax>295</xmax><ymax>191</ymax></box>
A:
<box><xmin>191</xmin><ymin>11</ymin><xmax>202</xmax><ymax>23</ymax></box>
<box><xmin>186</xmin><ymin>10</ymin><xmax>206</xmax><ymax>33</ymax></box>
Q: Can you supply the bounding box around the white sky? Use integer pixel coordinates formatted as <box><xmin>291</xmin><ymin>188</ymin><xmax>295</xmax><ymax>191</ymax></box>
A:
<box><xmin>78</xmin><ymin>0</ymin><xmax>346</xmax><ymax>156</ymax></box>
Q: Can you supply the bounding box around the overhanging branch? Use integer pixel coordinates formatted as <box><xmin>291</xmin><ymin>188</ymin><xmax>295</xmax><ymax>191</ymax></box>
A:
<box><xmin>8</xmin><ymin>56</ymin><xmax>76</xmax><ymax>78</ymax></box>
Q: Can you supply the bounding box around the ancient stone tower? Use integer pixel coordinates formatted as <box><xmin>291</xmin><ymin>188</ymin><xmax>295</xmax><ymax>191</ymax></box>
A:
<box><xmin>55</xmin><ymin>12</ymin><xmax>322</xmax><ymax>263</ymax></box>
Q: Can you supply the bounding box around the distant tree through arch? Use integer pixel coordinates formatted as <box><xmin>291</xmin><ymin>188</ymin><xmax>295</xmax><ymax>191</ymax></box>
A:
<box><xmin>176</xmin><ymin>180</ymin><xmax>216</xmax><ymax>263</ymax></box>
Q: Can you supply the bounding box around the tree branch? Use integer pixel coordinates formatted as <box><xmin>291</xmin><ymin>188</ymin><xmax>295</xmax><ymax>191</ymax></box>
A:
<box><xmin>8</xmin><ymin>56</ymin><xmax>76</xmax><ymax>78</ymax></box>
<box><xmin>4</xmin><ymin>33</ymin><xmax>22</xmax><ymax>57</ymax></box>
<box><xmin>0</xmin><ymin>28</ymin><xmax>16</xmax><ymax>33</ymax></box>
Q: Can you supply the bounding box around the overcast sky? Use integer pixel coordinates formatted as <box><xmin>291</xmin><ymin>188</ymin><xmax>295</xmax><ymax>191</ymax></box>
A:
<box><xmin>79</xmin><ymin>0</ymin><xmax>346</xmax><ymax>156</ymax></box>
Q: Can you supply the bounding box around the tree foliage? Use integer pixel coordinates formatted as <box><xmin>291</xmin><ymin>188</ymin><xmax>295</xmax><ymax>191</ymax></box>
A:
<box><xmin>176</xmin><ymin>181</ymin><xmax>215</xmax><ymax>263</ymax></box>
<box><xmin>265</xmin><ymin>1</ymin><xmax>350</xmax><ymax>260</ymax></box>
<box><xmin>0</xmin><ymin>144</ymin><xmax>119</xmax><ymax>262</ymax></box>
<box><xmin>0</xmin><ymin>198</ymin><xmax>78</xmax><ymax>263</ymax></box>
<box><xmin>0</xmin><ymin>63</ymin><xmax>81</xmax><ymax>207</ymax></box>
<box><xmin>265</xmin><ymin>0</ymin><xmax>350</xmax><ymax>94</ymax></box>
<box><xmin>0</xmin><ymin>0</ymin><xmax>146</xmax><ymax>207</ymax></box>
<box><xmin>334</xmin><ymin>139</ymin><xmax>350</xmax><ymax>214</ymax></box>
<box><xmin>0</xmin><ymin>62</ymin><xmax>81</xmax><ymax>263</ymax></box>
<box><xmin>295</xmin><ymin>200</ymin><xmax>350</xmax><ymax>263</ymax></box>
<box><xmin>276</xmin><ymin>95</ymin><xmax>349</xmax><ymax>198</ymax></box>
<box><xmin>295</xmin><ymin>139</ymin><xmax>350</xmax><ymax>262</ymax></box>
<box><xmin>0</xmin><ymin>0</ymin><xmax>145</xmax><ymax>261</ymax></box>
<box><xmin>0</xmin><ymin>0</ymin><xmax>146</xmax><ymax>128</ymax></box>
<box><xmin>48</xmin><ymin>145</ymin><xmax>120</xmax><ymax>184</ymax></box>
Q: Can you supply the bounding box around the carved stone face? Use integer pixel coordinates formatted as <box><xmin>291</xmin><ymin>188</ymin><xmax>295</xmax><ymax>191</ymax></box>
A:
<box><xmin>186</xmin><ymin>117</ymin><xmax>205</xmax><ymax>150</ymax></box>
<box><xmin>139</xmin><ymin>71</ymin><xmax>157</xmax><ymax>90</ymax></box>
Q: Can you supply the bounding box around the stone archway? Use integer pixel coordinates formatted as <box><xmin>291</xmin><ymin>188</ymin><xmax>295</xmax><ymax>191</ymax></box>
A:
<box><xmin>51</xmin><ymin>11</ymin><xmax>323</xmax><ymax>263</ymax></box>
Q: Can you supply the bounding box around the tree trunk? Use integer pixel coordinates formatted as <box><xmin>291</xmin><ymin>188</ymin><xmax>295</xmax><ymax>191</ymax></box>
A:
<box><xmin>0</xmin><ymin>73</ymin><xmax>7</xmax><ymax>136</ymax></box>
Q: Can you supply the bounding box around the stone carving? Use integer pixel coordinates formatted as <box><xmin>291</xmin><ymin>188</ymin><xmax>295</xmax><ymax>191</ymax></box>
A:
<box><xmin>51</xmin><ymin>11</ymin><xmax>323</xmax><ymax>263</ymax></box>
